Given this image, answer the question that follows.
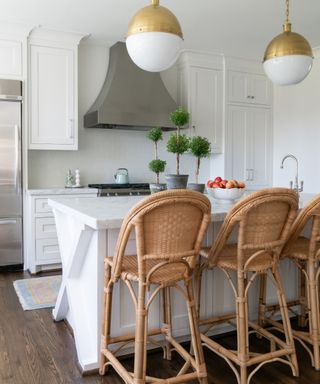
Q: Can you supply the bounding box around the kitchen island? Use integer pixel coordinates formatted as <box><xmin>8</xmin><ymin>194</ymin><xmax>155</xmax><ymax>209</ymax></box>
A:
<box><xmin>49</xmin><ymin>193</ymin><xmax>313</xmax><ymax>372</ymax></box>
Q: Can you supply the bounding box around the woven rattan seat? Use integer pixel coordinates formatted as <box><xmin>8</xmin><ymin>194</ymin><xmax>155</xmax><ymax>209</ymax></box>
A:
<box><xmin>195</xmin><ymin>188</ymin><xmax>299</xmax><ymax>384</ymax></box>
<box><xmin>259</xmin><ymin>194</ymin><xmax>320</xmax><ymax>370</ymax></box>
<box><xmin>105</xmin><ymin>255</ymin><xmax>190</xmax><ymax>284</ymax></box>
<box><xmin>100</xmin><ymin>189</ymin><xmax>211</xmax><ymax>384</ymax></box>
<box><xmin>284</xmin><ymin>236</ymin><xmax>313</xmax><ymax>260</ymax></box>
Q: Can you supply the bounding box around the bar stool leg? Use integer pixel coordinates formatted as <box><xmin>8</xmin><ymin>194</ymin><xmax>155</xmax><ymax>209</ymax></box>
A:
<box><xmin>237</xmin><ymin>271</ymin><xmax>249</xmax><ymax>384</ymax></box>
<box><xmin>272</xmin><ymin>267</ymin><xmax>299</xmax><ymax>376</ymax></box>
<box><xmin>100</xmin><ymin>264</ymin><xmax>113</xmax><ymax>375</ymax></box>
<box><xmin>185</xmin><ymin>277</ymin><xmax>208</xmax><ymax>384</ymax></box>
<box><xmin>133</xmin><ymin>280</ymin><xmax>148</xmax><ymax>383</ymax></box>
<box><xmin>257</xmin><ymin>273</ymin><xmax>267</xmax><ymax>329</ymax></box>
<box><xmin>162</xmin><ymin>286</ymin><xmax>172</xmax><ymax>360</ymax></box>
<box><xmin>308</xmin><ymin>258</ymin><xmax>320</xmax><ymax>370</ymax></box>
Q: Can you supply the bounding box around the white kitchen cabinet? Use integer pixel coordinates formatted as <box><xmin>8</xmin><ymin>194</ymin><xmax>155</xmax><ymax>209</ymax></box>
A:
<box><xmin>0</xmin><ymin>39</ymin><xmax>22</xmax><ymax>77</ymax></box>
<box><xmin>25</xmin><ymin>189</ymin><xmax>97</xmax><ymax>273</ymax></box>
<box><xmin>227</xmin><ymin>70</ymin><xmax>271</xmax><ymax>106</ymax></box>
<box><xmin>178</xmin><ymin>52</ymin><xmax>223</xmax><ymax>153</ymax></box>
<box><xmin>28</xmin><ymin>28</ymin><xmax>84</xmax><ymax>150</ymax></box>
<box><xmin>226</xmin><ymin>105</ymin><xmax>272</xmax><ymax>189</ymax></box>
<box><xmin>0</xmin><ymin>23</ymin><xmax>32</xmax><ymax>79</ymax></box>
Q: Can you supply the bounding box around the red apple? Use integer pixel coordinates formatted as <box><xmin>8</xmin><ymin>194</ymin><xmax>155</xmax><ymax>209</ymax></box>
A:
<box><xmin>231</xmin><ymin>179</ymin><xmax>238</xmax><ymax>188</ymax></box>
<box><xmin>207</xmin><ymin>180</ymin><xmax>213</xmax><ymax>187</ymax></box>
<box><xmin>214</xmin><ymin>176</ymin><xmax>222</xmax><ymax>183</ymax></box>
<box><xmin>238</xmin><ymin>181</ymin><xmax>246</xmax><ymax>188</ymax></box>
<box><xmin>226</xmin><ymin>181</ymin><xmax>235</xmax><ymax>189</ymax></box>
<box><xmin>219</xmin><ymin>181</ymin><xmax>226</xmax><ymax>188</ymax></box>
<box><xmin>211</xmin><ymin>182</ymin><xmax>220</xmax><ymax>188</ymax></box>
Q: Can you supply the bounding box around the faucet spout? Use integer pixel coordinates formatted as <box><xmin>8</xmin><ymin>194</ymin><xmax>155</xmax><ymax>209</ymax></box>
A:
<box><xmin>280</xmin><ymin>154</ymin><xmax>303</xmax><ymax>194</ymax></box>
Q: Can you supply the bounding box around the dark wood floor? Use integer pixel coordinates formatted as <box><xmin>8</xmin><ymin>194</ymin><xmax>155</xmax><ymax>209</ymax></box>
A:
<box><xmin>1</xmin><ymin>271</ymin><xmax>319</xmax><ymax>384</ymax></box>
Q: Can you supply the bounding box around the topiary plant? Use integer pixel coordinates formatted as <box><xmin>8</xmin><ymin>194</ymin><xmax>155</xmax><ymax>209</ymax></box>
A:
<box><xmin>147</xmin><ymin>127</ymin><xmax>166</xmax><ymax>184</ymax></box>
<box><xmin>167</xmin><ymin>107</ymin><xmax>190</xmax><ymax>175</ymax></box>
<box><xmin>189</xmin><ymin>136</ymin><xmax>211</xmax><ymax>184</ymax></box>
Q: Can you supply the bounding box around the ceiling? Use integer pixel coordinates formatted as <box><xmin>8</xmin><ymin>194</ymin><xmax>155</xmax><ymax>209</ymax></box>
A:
<box><xmin>2</xmin><ymin>0</ymin><xmax>320</xmax><ymax>60</ymax></box>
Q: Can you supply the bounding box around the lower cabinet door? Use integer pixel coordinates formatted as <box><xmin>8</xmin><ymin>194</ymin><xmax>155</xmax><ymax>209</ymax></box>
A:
<box><xmin>36</xmin><ymin>238</ymin><xmax>61</xmax><ymax>264</ymax></box>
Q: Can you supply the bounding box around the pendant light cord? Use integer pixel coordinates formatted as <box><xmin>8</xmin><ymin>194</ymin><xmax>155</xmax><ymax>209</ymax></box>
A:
<box><xmin>285</xmin><ymin>0</ymin><xmax>290</xmax><ymax>23</ymax></box>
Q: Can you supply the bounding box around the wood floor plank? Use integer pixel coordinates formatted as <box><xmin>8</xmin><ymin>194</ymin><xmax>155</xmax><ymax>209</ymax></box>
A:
<box><xmin>1</xmin><ymin>271</ymin><xmax>320</xmax><ymax>384</ymax></box>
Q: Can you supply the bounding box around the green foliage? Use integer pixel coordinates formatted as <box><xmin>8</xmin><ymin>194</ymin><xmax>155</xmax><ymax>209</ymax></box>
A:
<box><xmin>147</xmin><ymin>127</ymin><xmax>163</xmax><ymax>143</ymax></box>
<box><xmin>149</xmin><ymin>159</ymin><xmax>166</xmax><ymax>174</ymax></box>
<box><xmin>170</xmin><ymin>107</ymin><xmax>189</xmax><ymax>127</ymax></box>
<box><xmin>189</xmin><ymin>136</ymin><xmax>211</xmax><ymax>158</ymax></box>
<box><xmin>166</xmin><ymin>134</ymin><xmax>190</xmax><ymax>155</ymax></box>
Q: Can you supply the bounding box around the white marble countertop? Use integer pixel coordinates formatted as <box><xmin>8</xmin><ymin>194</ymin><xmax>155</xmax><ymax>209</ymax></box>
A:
<box><xmin>27</xmin><ymin>187</ymin><xmax>98</xmax><ymax>195</ymax></box>
<box><xmin>48</xmin><ymin>192</ymin><xmax>317</xmax><ymax>231</ymax></box>
<box><xmin>48</xmin><ymin>195</ymin><xmax>232</xmax><ymax>230</ymax></box>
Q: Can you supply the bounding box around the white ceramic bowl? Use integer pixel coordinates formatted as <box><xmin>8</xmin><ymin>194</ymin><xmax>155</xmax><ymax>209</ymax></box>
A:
<box><xmin>207</xmin><ymin>187</ymin><xmax>245</xmax><ymax>202</ymax></box>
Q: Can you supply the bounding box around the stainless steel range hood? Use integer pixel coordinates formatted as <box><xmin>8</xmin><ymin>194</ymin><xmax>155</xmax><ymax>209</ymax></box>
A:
<box><xmin>84</xmin><ymin>42</ymin><xmax>178</xmax><ymax>131</ymax></box>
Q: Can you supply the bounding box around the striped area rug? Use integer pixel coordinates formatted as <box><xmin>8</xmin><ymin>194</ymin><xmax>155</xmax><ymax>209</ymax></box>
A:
<box><xmin>13</xmin><ymin>275</ymin><xmax>62</xmax><ymax>310</ymax></box>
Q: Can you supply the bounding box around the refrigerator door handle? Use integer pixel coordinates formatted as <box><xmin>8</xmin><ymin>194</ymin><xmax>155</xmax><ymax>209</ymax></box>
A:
<box><xmin>14</xmin><ymin>124</ymin><xmax>21</xmax><ymax>193</ymax></box>
<box><xmin>0</xmin><ymin>219</ymin><xmax>17</xmax><ymax>225</ymax></box>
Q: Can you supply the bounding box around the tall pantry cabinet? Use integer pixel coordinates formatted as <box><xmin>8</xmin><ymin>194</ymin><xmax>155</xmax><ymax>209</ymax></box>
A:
<box><xmin>225</xmin><ymin>58</ymin><xmax>273</xmax><ymax>189</ymax></box>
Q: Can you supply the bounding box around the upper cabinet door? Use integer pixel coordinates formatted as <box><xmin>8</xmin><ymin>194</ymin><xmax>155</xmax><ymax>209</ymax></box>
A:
<box><xmin>177</xmin><ymin>52</ymin><xmax>223</xmax><ymax>154</ymax></box>
<box><xmin>29</xmin><ymin>45</ymin><xmax>76</xmax><ymax>150</ymax></box>
<box><xmin>0</xmin><ymin>39</ymin><xmax>22</xmax><ymax>77</ymax></box>
<box><xmin>228</xmin><ymin>70</ymin><xmax>271</xmax><ymax>106</ymax></box>
<box><xmin>189</xmin><ymin>66</ymin><xmax>223</xmax><ymax>153</ymax></box>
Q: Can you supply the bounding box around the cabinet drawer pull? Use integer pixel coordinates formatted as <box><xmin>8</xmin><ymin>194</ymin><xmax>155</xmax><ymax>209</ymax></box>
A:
<box><xmin>69</xmin><ymin>118</ymin><xmax>74</xmax><ymax>139</ymax></box>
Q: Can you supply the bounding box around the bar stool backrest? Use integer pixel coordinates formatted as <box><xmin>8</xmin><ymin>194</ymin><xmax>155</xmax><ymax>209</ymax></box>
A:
<box><xmin>111</xmin><ymin>189</ymin><xmax>211</xmax><ymax>281</ymax></box>
<box><xmin>207</xmin><ymin>188</ymin><xmax>298</xmax><ymax>269</ymax></box>
<box><xmin>282</xmin><ymin>194</ymin><xmax>320</xmax><ymax>258</ymax></box>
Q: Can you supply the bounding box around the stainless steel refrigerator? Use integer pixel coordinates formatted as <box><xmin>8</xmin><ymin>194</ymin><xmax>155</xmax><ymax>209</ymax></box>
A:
<box><xmin>0</xmin><ymin>79</ymin><xmax>22</xmax><ymax>267</ymax></box>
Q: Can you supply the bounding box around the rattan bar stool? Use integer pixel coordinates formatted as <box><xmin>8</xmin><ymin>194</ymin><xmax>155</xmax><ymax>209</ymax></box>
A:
<box><xmin>258</xmin><ymin>194</ymin><xmax>320</xmax><ymax>370</ymax></box>
<box><xmin>195</xmin><ymin>188</ymin><xmax>299</xmax><ymax>384</ymax></box>
<box><xmin>100</xmin><ymin>190</ymin><xmax>211</xmax><ymax>383</ymax></box>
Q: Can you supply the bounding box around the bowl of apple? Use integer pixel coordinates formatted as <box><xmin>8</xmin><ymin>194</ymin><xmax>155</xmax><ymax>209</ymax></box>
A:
<box><xmin>207</xmin><ymin>177</ymin><xmax>246</xmax><ymax>203</ymax></box>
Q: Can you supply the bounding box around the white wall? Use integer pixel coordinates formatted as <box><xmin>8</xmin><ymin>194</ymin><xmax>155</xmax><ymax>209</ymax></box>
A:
<box><xmin>28</xmin><ymin>43</ymin><xmax>214</xmax><ymax>188</ymax></box>
<box><xmin>273</xmin><ymin>48</ymin><xmax>320</xmax><ymax>193</ymax></box>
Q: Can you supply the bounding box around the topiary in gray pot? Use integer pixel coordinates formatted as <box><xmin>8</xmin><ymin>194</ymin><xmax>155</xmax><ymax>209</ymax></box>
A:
<box><xmin>147</xmin><ymin>127</ymin><xmax>167</xmax><ymax>193</ymax></box>
<box><xmin>166</xmin><ymin>107</ymin><xmax>190</xmax><ymax>189</ymax></box>
<box><xmin>187</xmin><ymin>135</ymin><xmax>211</xmax><ymax>193</ymax></box>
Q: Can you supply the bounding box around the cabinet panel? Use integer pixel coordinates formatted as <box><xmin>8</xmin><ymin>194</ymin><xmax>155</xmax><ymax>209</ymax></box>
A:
<box><xmin>35</xmin><ymin>217</ymin><xmax>57</xmax><ymax>239</ymax></box>
<box><xmin>29</xmin><ymin>45</ymin><xmax>76</xmax><ymax>149</ymax></box>
<box><xmin>251</xmin><ymin>109</ymin><xmax>272</xmax><ymax>186</ymax></box>
<box><xmin>190</xmin><ymin>67</ymin><xmax>223</xmax><ymax>153</ymax></box>
<box><xmin>36</xmin><ymin>238</ymin><xmax>60</xmax><ymax>263</ymax></box>
<box><xmin>228</xmin><ymin>70</ymin><xmax>271</xmax><ymax>105</ymax></box>
<box><xmin>226</xmin><ymin>106</ymin><xmax>272</xmax><ymax>188</ymax></box>
<box><xmin>35</xmin><ymin>198</ymin><xmax>52</xmax><ymax>214</ymax></box>
<box><xmin>0</xmin><ymin>39</ymin><xmax>22</xmax><ymax>76</ymax></box>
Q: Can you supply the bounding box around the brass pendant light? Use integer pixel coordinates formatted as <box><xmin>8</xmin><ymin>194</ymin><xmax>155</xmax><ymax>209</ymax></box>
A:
<box><xmin>126</xmin><ymin>0</ymin><xmax>183</xmax><ymax>72</ymax></box>
<box><xmin>263</xmin><ymin>0</ymin><xmax>313</xmax><ymax>86</ymax></box>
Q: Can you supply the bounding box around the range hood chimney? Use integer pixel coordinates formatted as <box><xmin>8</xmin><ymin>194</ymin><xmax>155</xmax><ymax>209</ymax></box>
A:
<box><xmin>84</xmin><ymin>42</ymin><xmax>178</xmax><ymax>131</ymax></box>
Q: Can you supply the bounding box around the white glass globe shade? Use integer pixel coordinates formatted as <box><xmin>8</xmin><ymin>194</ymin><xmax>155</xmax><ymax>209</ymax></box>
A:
<box><xmin>263</xmin><ymin>54</ymin><xmax>313</xmax><ymax>86</ymax></box>
<box><xmin>126</xmin><ymin>32</ymin><xmax>182</xmax><ymax>72</ymax></box>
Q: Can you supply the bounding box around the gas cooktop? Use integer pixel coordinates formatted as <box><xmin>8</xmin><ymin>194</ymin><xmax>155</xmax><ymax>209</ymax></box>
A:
<box><xmin>88</xmin><ymin>183</ymin><xmax>150</xmax><ymax>196</ymax></box>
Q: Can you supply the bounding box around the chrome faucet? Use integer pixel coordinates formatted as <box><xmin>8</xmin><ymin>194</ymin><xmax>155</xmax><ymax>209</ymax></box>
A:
<box><xmin>280</xmin><ymin>154</ymin><xmax>303</xmax><ymax>194</ymax></box>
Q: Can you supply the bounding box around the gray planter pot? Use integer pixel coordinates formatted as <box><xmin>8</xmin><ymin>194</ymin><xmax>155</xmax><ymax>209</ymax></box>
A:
<box><xmin>149</xmin><ymin>183</ymin><xmax>167</xmax><ymax>194</ymax></box>
<box><xmin>187</xmin><ymin>183</ymin><xmax>205</xmax><ymax>193</ymax></box>
<box><xmin>165</xmin><ymin>174</ymin><xmax>189</xmax><ymax>190</ymax></box>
